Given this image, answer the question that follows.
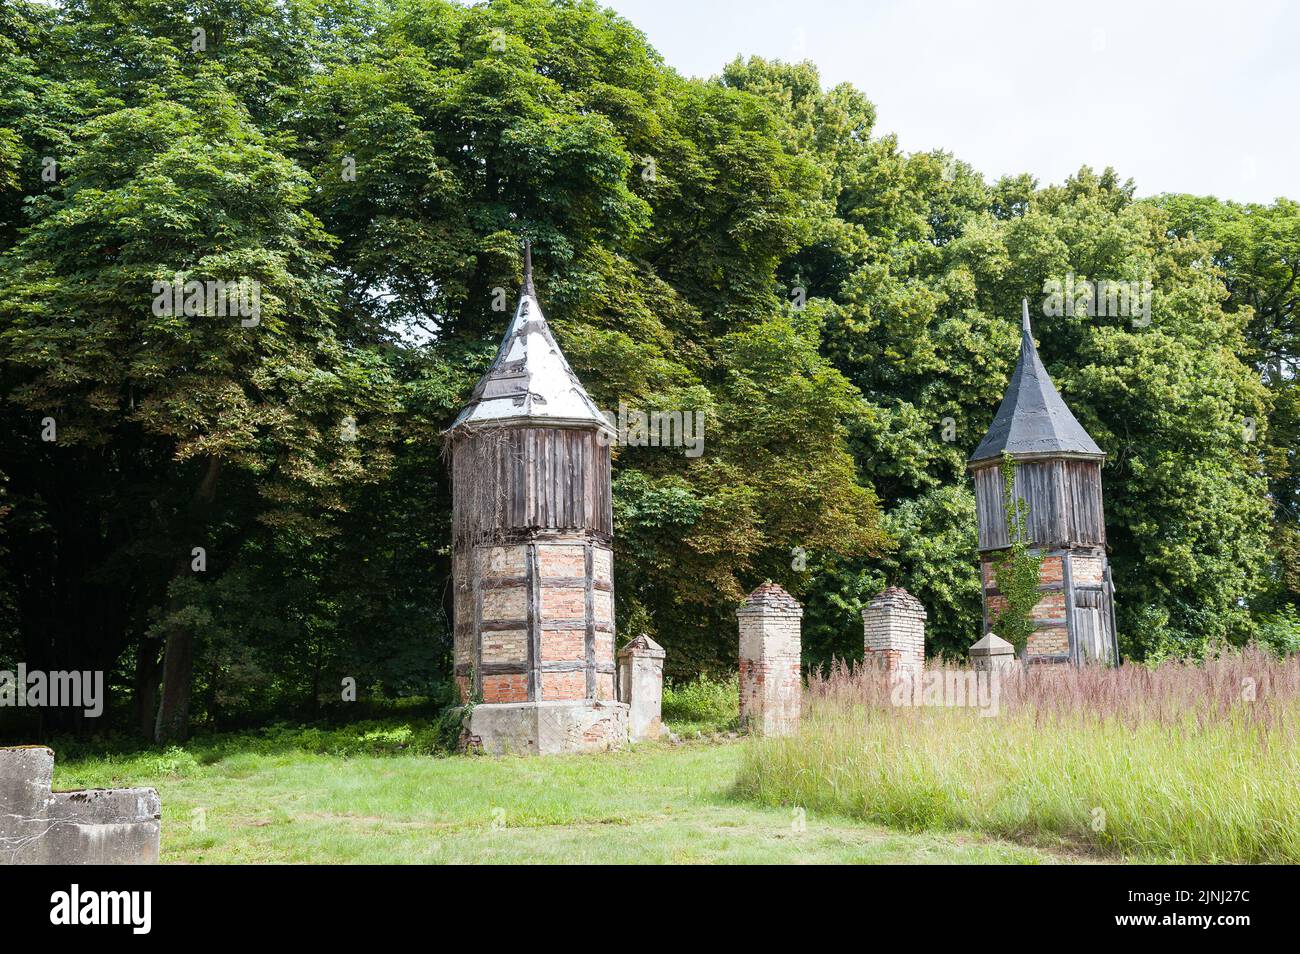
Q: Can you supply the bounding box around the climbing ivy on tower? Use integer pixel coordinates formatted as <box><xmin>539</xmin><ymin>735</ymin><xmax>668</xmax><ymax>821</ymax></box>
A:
<box><xmin>992</xmin><ymin>452</ymin><xmax>1044</xmax><ymax>653</ymax></box>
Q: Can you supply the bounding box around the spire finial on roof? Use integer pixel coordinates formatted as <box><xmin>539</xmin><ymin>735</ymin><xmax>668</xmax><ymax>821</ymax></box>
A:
<box><xmin>966</xmin><ymin>299</ymin><xmax>1104</xmax><ymax>466</ymax></box>
<box><xmin>522</xmin><ymin>239</ymin><xmax>534</xmax><ymax>297</ymax></box>
<box><xmin>446</xmin><ymin>234</ymin><xmax>613</xmax><ymax>436</ymax></box>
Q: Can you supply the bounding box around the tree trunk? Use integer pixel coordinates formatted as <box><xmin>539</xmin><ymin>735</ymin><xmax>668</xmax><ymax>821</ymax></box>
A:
<box><xmin>154</xmin><ymin>455</ymin><xmax>221</xmax><ymax>743</ymax></box>
<box><xmin>154</xmin><ymin>619</ymin><xmax>196</xmax><ymax>743</ymax></box>
<box><xmin>205</xmin><ymin>663</ymin><xmax>221</xmax><ymax>730</ymax></box>
<box><xmin>134</xmin><ymin>638</ymin><xmax>163</xmax><ymax>739</ymax></box>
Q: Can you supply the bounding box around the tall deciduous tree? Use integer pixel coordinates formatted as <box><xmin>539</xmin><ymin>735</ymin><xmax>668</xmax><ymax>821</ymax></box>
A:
<box><xmin>0</xmin><ymin>84</ymin><xmax>397</xmax><ymax>738</ymax></box>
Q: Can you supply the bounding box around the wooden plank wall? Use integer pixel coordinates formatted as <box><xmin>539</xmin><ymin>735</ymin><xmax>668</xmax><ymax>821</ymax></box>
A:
<box><xmin>452</xmin><ymin>425</ymin><xmax>613</xmax><ymax>547</ymax></box>
<box><xmin>974</xmin><ymin>459</ymin><xmax>1106</xmax><ymax>551</ymax></box>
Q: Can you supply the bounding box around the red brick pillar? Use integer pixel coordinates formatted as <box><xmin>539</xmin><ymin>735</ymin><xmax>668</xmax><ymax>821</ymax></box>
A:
<box><xmin>736</xmin><ymin>582</ymin><xmax>802</xmax><ymax>736</ymax></box>
<box><xmin>862</xmin><ymin>586</ymin><xmax>926</xmax><ymax>673</ymax></box>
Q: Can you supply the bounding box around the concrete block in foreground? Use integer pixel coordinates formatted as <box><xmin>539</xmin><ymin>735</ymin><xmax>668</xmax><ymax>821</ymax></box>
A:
<box><xmin>970</xmin><ymin>631</ymin><xmax>1020</xmax><ymax>673</ymax></box>
<box><xmin>0</xmin><ymin>746</ymin><xmax>161</xmax><ymax>865</ymax></box>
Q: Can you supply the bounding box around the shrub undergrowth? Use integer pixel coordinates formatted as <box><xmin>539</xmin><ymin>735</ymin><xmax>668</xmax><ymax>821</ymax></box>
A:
<box><xmin>662</xmin><ymin>673</ymin><xmax>739</xmax><ymax>734</ymax></box>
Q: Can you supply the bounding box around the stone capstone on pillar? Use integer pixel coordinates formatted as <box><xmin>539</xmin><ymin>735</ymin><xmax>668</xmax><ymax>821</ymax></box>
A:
<box><xmin>736</xmin><ymin>582</ymin><xmax>803</xmax><ymax>737</ymax></box>
<box><xmin>618</xmin><ymin>634</ymin><xmax>666</xmax><ymax>742</ymax></box>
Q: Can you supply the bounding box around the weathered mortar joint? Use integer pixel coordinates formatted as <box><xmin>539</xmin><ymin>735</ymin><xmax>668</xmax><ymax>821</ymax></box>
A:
<box><xmin>0</xmin><ymin>746</ymin><xmax>160</xmax><ymax>865</ymax></box>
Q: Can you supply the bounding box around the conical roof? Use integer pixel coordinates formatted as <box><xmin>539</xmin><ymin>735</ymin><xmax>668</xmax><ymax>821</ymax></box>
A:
<box><xmin>449</xmin><ymin>243</ymin><xmax>613</xmax><ymax>435</ymax></box>
<box><xmin>968</xmin><ymin>301</ymin><xmax>1104</xmax><ymax>466</ymax></box>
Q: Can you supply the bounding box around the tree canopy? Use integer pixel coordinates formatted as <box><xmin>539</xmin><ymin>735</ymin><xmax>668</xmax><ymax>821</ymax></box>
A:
<box><xmin>1</xmin><ymin>0</ymin><xmax>1296</xmax><ymax>736</ymax></box>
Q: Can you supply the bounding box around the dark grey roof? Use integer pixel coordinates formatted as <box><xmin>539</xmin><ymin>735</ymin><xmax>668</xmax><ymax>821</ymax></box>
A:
<box><xmin>448</xmin><ymin>241</ymin><xmax>613</xmax><ymax>435</ymax></box>
<box><xmin>968</xmin><ymin>301</ymin><xmax>1104</xmax><ymax>466</ymax></box>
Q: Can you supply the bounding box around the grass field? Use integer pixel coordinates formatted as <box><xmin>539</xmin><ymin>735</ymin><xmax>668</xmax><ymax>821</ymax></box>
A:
<box><xmin>738</xmin><ymin>651</ymin><xmax>1300</xmax><ymax>864</ymax></box>
<box><xmin>50</xmin><ymin>738</ymin><xmax>1076</xmax><ymax>864</ymax></box>
<box><xmin>44</xmin><ymin>657</ymin><xmax>1295</xmax><ymax>865</ymax></box>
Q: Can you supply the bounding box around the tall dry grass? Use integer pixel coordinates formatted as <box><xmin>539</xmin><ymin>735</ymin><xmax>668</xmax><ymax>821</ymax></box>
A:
<box><xmin>735</xmin><ymin>648</ymin><xmax>1300</xmax><ymax>862</ymax></box>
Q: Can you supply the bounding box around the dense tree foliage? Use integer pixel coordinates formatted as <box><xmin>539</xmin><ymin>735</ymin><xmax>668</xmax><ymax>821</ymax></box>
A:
<box><xmin>1</xmin><ymin>0</ymin><xmax>1295</xmax><ymax>735</ymax></box>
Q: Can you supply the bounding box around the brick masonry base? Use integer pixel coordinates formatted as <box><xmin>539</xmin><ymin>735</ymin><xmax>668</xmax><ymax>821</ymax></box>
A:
<box><xmin>463</xmin><ymin>701</ymin><xmax>629</xmax><ymax>756</ymax></box>
<box><xmin>981</xmin><ymin>548</ymin><xmax>1112</xmax><ymax>662</ymax></box>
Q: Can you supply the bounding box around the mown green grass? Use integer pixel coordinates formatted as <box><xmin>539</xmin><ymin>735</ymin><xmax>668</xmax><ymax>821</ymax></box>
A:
<box><xmin>736</xmin><ymin>702</ymin><xmax>1300</xmax><ymax>864</ymax></box>
<box><xmin>51</xmin><ymin>732</ymin><xmax>1071</xmax><ymax>864</ymax></box>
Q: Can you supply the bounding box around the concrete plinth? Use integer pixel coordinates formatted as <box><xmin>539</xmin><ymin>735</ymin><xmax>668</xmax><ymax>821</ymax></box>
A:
<box><xmin>618</xmin><ymin>634</ymin><xmax>666</xmax><ymax>742</ymax></box>
<box><xmin>464</xmin><ymin>700</ymin><xmax>629</xmax><ymax>756</ymax></box>
<box><xmin>1</xmin><ymin>746</ymin><xmax>161</xmax><ymax>865</ymax></box>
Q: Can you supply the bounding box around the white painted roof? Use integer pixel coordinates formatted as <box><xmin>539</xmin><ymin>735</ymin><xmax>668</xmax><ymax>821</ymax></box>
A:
<box><xmin>449</xmin><ymin>283</ymin><xmax>613</xmax><ymax>434</ymax></box>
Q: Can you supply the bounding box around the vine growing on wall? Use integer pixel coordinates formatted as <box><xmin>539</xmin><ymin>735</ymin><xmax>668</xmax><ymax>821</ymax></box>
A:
<box><xmin>992</xmin><ymin>453</ymin><xmax>1044</xmax><ymax>654</ymax></box>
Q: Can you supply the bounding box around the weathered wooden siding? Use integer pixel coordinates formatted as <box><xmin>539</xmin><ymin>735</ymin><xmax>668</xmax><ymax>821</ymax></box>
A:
<box><xmin>973</xmin><ymin>458</ymin><xmax>1106</xmax><ymax>551</ymax></box>
<box><xmin>1070</xmin><ymin>571</ymin><xmax>1117</xmax><ymax>665</ymax></box>
<box><xmin>452</xmin><ymin>425</ymin><xmax>613</xmax><ymax>547</ymax></box>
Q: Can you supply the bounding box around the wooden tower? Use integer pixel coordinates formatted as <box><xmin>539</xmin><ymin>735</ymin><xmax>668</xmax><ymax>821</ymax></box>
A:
<box><xmin>446</xmin><ymin>243</ymin><xmax>626</xmax><ymax>753</ymax></box>
<box><xmin>968</xmin><ymin>301</ymin><xmax>1118</xmax><ymax>665</ymax></box>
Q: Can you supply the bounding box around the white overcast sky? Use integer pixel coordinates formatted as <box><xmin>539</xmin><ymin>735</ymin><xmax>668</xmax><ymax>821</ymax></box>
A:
<box><xmin>604</xmin><ymin>0</ymin><xmax>1299</xmax><ymax>203</ymax></box>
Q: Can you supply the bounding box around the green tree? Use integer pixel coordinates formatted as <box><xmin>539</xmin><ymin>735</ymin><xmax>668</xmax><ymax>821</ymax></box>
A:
<box><xmin>0</xmin><ymin>85</ymin><xmax>398</xmax><ymax>738</ymax></box>
<box><xmin>1160</xmin><ymin>195</ymin><xmax>1300</xmax><ymax>613</ymax></box>
<box><xmin>2</xmin><ymin>0</ymin><xmax>1294</xmax><ymax>739</ymax></box>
